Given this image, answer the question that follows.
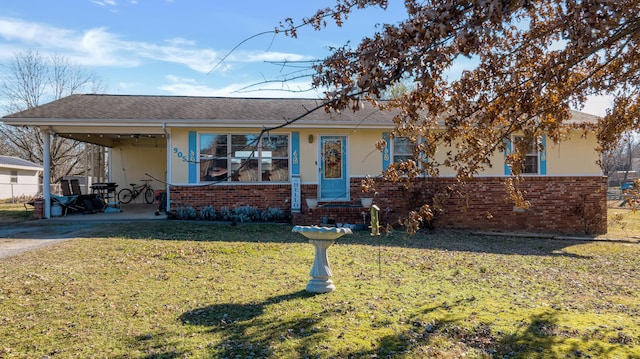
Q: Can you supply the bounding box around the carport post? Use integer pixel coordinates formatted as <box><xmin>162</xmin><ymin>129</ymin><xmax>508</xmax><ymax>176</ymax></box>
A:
<box><xmin>164</xmin><ymin>122</ymin><xmax>171</xmax><ymax>213</ymax></box>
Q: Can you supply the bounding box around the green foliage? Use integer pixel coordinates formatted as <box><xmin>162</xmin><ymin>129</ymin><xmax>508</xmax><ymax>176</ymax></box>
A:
<box><xmin>200</xmin><ymin>205</ymin><xmax>216</xmax><ymax>221</ymax></box>
<box><xmin>233</xmin><ymin>205</ymin><xmax>259</xmax><ymax>222</ymax></box>
<box><xmin>174</xmin><ymin>206</ymin><xmax>196</xmax><ymax>220</ymax></box>
<box><xmin>219</xmin><ymin>206</ymin><xmax>234</xmax><ymax>221</ymax></box>
<box><xmin>260</xmin><ymin>207</ymin><xmax>285</xmax><ymax>222</ymax></box>
<box><xmin>172</xmin><ymin>205</ymin><xmax>286</xmax><ymax>223</ymax></box>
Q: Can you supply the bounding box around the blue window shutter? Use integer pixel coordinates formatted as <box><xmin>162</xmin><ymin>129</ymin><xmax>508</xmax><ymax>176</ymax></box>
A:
<box><xmin>539</xmin><ymin>134</ymin><xmax>547</xmax><ymax>175</ymax></box>
<box><xmin>291</xmin><ymin>132</ymin><xmax>300</xmax><ymax>176</ymax></box>
<box><xmin>382</xmin><ymin>132</ymin><xmax>391</xmax><ymax>170</ymax></box>
<box><xmin>188</xmin><ymin>131</ymin><xmax>197</xmax><ymax>183</ymax></box>
<box><xmin>420</xmin><ymin>136</ymin><xmax>428</xmax><ymax>163</ymax></box>
<box><xmin>504</xmin><ymin>138</ymin><xmax>512</xmax><ymax>175</ymax></box>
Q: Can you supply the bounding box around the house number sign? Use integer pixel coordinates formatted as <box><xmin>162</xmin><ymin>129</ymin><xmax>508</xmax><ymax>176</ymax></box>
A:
<box><xmin>173</xmin><ymin>147</ymin><xmax>195</xmax><ymax>163</ymax></box>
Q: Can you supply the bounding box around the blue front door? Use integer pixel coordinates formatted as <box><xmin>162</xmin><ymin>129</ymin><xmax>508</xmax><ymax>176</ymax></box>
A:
<box><xmin>319</xmin><ymin>135</ymin><xmax>348</xmax><ymax>201</ymax></box>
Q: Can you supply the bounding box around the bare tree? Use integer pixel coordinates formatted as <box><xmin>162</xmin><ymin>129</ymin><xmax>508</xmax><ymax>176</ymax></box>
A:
<box><xmin>602</xmin><ymin>132</ymin><xmax>640</xmax><ymax>185</ymax></box>
<box><xmin>0</xmin><ymin>50</ymin><xmax>106</xmax><ymax>183</ymax></box>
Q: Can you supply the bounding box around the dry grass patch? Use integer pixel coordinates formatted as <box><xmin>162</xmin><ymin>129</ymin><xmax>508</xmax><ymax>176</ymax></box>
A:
<box><xmin>1</xmin><ymin>222</ymin><xmax>639</xmax><ymax>358</ymax></box>
<box><xmin>0</xmin><ymin>202</ymin><xmax>35</xmax><ymax>225</ymax></box>
<box><xmin>607</xmin><ymin>206</ymin><xmax>640</xmax><ymax>239</ymax></box>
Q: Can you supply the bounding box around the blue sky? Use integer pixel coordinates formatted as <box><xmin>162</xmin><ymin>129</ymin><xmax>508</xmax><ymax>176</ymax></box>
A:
<box><xmin>0</xmin><ymin>0</ymin><xmax>610</xmax><ymax>115</ymax></box>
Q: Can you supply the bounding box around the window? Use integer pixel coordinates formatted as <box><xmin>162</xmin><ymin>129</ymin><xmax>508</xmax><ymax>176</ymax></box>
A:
<box><xmin>389</xmin><ymin>136</ymin><xmax>428</xmax><ymax>176</ymax></box>
<box><xmin>10</xmin><ymin>170</ymin><xmax>18</xmax><ymax>183</ymax></box>
<box><xmin>513</xmin><ymin>136</ymin><xmax>539</xmax><ymax>174</ymax></box>
<box><xmin>199</xmin><ymin>133</ymin><xmax>289</xmax><ymax>182</ymax></box>
<box><xmin>392</xmin><ymin>137</ymin><xmax>415</xmax><ymax>164</ymax></box>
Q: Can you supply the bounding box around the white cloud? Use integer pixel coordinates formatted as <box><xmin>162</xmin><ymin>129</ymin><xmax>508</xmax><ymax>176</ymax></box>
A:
<box><xmin>146</xmin><ymin>45</ymin><xmax>221</xmax><ymax>73</ymax></box>
<box><xmin>158</xmin><ymin>75</ymin><xmax>320</xmax><ymax>98</ymax></box>
<box><xmin>0</xmin><ymin>18</ymin><xmax>137</xmax><ymax>66</ymax></box>
<box><xmin>90</xmin><ymin>0</ymin><xmax>119</xmax><ymax>13</ymax></box>
<box><xmin>241</xmin><ymin>51</ymin><xmax>314</xmax><ymax>63</ymax></box>
<box><xmin>0</xmin><ymin>18</ymin><xmax>75</xmax><ymax>47</ymax></box>
<box><xmin>0</xmin><ymin>17</ymin><xmax>313</xmax><ymax>75</ymax></box>
<box><xmin>165</xmin><ymin>38</ymin><xmax>196</xmax><ymax>47</ymax></box>
<box><xmin>91</xmin><ymin>0</ymin><xmax>118</xmax><ymax>7</ymax></box>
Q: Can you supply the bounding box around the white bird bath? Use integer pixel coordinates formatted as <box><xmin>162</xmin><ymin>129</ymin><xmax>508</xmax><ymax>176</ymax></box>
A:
<box><xmin>292</xmin><ymin>225</ymin><xmax>352</xmax><ymax>293</ymax></box>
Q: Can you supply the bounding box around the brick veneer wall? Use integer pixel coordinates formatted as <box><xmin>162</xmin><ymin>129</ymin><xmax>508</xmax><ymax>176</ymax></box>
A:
<box><xmin>170</xmin><ymin>184</ymin><xmax>292</xmax><ymax>213</ymax></box>
<box><xmin>169</xmin><ymin>176</ymin><xmax>607</xmax><ymax>235</ymax></box>
<box><xmin>366</xmin><ymin>176</ymin><xmax>608</xmax><ymax>235</ymax></box>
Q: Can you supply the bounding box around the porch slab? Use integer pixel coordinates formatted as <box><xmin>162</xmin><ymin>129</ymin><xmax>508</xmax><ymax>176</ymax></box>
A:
<box><xmin>292</xmin><ymin>205</ymin><xmax>372</xmax><ymax>227</ymax></box>
<box><xmin>48</xmin><ymin>203</ymin><xmax>165</xmax><ymax>222</ymax></box>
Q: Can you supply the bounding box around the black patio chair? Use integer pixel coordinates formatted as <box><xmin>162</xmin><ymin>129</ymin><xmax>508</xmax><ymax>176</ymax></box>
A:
<box><xmin>60</xmin><ymin>179</ymin><xmax>73</xmax><ymax>196</ymax></box>
<box><xmin>70</xmin><ymin>179</ymin><xmax>83</xmax><ymax>195</ymax></box>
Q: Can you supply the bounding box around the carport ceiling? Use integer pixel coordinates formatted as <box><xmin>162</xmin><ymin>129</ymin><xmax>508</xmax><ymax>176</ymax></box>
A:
<box><xmin>57</xmin><ymin>132</ymin><xmax>167</xmax><ymax>147</ymax></box>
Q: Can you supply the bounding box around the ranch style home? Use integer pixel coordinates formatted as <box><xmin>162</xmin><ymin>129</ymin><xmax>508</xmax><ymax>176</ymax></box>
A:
<box><xmin>1</xmin><ymin>94</ymin><xmax>606</xmax><ymax>234</ymax></box>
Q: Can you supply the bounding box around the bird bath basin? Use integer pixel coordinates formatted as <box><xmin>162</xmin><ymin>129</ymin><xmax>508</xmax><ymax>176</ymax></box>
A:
<box><xmin>292</xmin><ymin>225</ymin><xmax>352</xmax><ymax>293</ymax></box>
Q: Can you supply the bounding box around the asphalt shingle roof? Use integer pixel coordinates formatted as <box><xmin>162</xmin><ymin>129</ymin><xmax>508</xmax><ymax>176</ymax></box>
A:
<box><xmin>2</xmin><ymin>94</ymin><xmax>600</xmax><ymax>125</ymax></box>
<box><xmin>2</xmin><ymin>94</ymin><xmax>391</xmax><ymax>123</ymax></box>
<box><xmin>0</xmin><ymin>155</ymin><xmax>42</xmax><ymax>169</ymax></box>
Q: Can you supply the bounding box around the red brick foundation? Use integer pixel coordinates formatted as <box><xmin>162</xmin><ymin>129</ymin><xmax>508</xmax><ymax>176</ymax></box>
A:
<box><xmin>169</xmin><ymin>176</ymin><xmax>607</xmax><ymax>235</ymax></box>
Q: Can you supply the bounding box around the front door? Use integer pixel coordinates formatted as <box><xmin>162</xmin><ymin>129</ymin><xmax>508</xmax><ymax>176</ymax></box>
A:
<box><xmin>319</xmin><ymin>135</ymin><xmax>348</xmax><ymax>201</ymax></box>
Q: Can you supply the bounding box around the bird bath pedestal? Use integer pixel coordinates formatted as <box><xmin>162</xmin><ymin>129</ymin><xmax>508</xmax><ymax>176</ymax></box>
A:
<box><xmin>292</xmin><ymin>225</ymin><xmax>352</xmax><ymax>293</ymax></box>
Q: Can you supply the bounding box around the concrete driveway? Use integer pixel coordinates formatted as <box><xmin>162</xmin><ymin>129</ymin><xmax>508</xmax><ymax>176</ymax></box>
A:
<box><xmin>0</xmin><ymin>204</ymin><xmax>166</xmax><ymax>259</ymax></box>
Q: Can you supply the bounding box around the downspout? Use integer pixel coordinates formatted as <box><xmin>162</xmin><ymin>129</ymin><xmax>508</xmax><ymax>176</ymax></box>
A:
<box><xmin>163</xmin><ymin>122</ymin><xmax>171</xmax><ymax>213</ymax></box>
<box><xmin>42</xmin><ymin>127</ymin><xmax>51</xmax><ymax>219</ymax></box>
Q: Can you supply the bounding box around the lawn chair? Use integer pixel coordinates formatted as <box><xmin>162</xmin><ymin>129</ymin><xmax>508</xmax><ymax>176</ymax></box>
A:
<box><xmin>70</xmin><ymin>179</ymin><xmax>83</xmax><ymax>195</ymax></box>
<box><xmin>60</xmin><ymin>179</ymin><xmax>73</xmax><ymax>196</ymax></box>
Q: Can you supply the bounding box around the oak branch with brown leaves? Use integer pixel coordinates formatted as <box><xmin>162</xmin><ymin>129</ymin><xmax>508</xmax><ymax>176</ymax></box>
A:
<box><xmin>275</xmin><ymin>0</ymin><xmax>639</xmax><ymax>232</ymax></box>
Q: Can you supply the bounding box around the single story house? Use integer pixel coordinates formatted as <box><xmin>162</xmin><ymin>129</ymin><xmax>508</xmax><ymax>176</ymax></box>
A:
<box><xmin>0</xmin><ymin>155</ymin><xmax>42</xmax><ymax>201</ymax></box>
<box><xmin>1</xmin><ymin>94</ymin><xmax>606</xmax><ymax>234</ymax></box>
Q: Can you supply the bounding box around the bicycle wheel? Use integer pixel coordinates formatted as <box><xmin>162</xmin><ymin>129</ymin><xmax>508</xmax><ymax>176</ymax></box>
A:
<box><xmin>144</xmin><ymin>187</ymin><xmax>155</xmax><ymax>204</ymax></box>
<box><xmin>118</xmin><ymin>188</ymin><xmax>134</xmax><ymax>204</ymax></box>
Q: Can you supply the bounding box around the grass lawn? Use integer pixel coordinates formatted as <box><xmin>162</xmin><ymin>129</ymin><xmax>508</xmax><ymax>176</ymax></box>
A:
<box><xmin>607</xmin><ymin>205</ymin><xmax>640</xmax><ymax>238</ymax></box>
<box><xmin>1</xmin><ymin>206</ymin><xmax>639</xmax><ymax>358</ymax></box>
<box><xmin>0</xmin><ymin>201</ymin><xmax>35</xmax><ymax>225</ymax></box>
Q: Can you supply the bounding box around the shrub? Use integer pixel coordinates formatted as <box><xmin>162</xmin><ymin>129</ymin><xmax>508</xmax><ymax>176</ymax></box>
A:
<box><xmin>174</xmin><ymin>206</ymin><xmax>197</xmax><ymax>220</ymax></box>
<box><xmin>200</xmin><ymin>205</ymin><xmax>216</xmax><ymax>221</ymax></box>
<box><xmin>260</xmin><ymin>207</ymin><xmax>285</xmax><ymax>222</ymax></box>
<box><xmin>234</xmin><ymin>206</ymin><xmax>259</xmax><ymax>222</ymax></box>
<box><xmin>219</xmin><ymin>206</ymin><xmax>234</xmax><ymax>221</ymax></box>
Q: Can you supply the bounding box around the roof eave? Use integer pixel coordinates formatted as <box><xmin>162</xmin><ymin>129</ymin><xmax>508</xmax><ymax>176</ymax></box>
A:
<box><xmin>2</xmin><ymin>118</ymin><xmax>394</xmax><ymax>129</ymax></box>
<box><xmin>0</xmin><ymin>164</ymin><xmax>43</xmax><ymax>171</ymax></box>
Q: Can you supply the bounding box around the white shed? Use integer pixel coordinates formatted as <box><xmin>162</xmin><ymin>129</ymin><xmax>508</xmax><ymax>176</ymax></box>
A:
<box><xmin>0</xmin><ymin>156</ymin><xmax>42</xmax><ymax>201</ymax></box>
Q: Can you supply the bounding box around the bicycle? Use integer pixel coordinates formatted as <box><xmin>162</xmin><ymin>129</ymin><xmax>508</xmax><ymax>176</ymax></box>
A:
<box><xmin>118</xmin><ymin>179</ymin><xmax>155</xmax><ymax>204</ymax></box>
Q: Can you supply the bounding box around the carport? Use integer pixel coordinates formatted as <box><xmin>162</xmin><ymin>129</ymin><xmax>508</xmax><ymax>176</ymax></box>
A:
<box><xmin>2</xmin><ymin>95</ymin><xmax>170</xmax><ymax>218</ymax></box>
